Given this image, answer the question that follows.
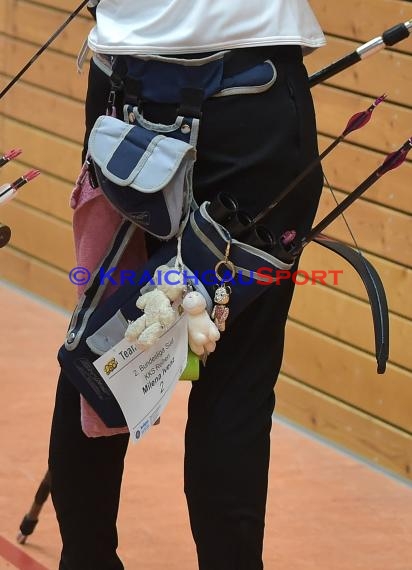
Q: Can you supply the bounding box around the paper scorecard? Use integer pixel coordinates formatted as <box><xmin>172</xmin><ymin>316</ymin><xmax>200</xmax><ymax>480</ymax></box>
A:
<box><xmin>93</xmin><ymin>314</ymin><xmax>188</xmax><ymax>443</ymax></box>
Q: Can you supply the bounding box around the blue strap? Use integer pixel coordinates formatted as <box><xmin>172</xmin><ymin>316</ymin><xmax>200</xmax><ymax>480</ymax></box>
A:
<box><xmin>107</xmin><ymin>125</ymin><xmax>155</xmax><ymax>179</ymax></box>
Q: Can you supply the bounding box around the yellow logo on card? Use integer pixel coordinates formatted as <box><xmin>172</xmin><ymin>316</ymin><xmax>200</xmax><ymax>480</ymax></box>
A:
<box><xmin>104</xmin><ymin>358</ymin><xmax>118</xmax><ymax>375</ymax></box>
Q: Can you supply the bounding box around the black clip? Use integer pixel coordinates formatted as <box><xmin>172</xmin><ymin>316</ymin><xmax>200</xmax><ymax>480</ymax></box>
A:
<box><xmin>86</xmin><ymin>158</ymin><xmax>99</xmax><ymax>189</ymax></box>
<box><xmin>106</xmin><ymin>72</ymin><xmax>125</xmax><ymax>116</ymax></box>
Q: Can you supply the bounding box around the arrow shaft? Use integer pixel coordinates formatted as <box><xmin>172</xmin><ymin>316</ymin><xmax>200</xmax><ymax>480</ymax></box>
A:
<box><xmin>0</xmin><ymin>0</ymin><xmax>89</xmax><ymax>101</ymax></box>
<box><xmin>309</xmin><ymin>20</ymin><xmax>412</xmax><ymax>87</ymax></box>
<box><xmin>252</xmin><ymin>135</ymin><xmax>343</xmax><ymax>225</ymax></box>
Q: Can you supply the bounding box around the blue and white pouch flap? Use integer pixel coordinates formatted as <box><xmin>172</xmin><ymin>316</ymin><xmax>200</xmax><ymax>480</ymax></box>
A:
<box><xmin>88</xmin><ymin>115</ymin><xmax>196</xmax><ymax>240</ymax></box>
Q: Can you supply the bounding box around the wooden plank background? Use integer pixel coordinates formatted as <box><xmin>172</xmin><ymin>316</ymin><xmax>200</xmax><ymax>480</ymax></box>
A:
<box><xmin>283</xmin><ymin>0</ymin><xmax>412</xmax><ymax>481</ymax></box>
<box><xmin>0</xmin><ymin>0</ymin><xmax>411</xmax><ymax>480</ymax></box>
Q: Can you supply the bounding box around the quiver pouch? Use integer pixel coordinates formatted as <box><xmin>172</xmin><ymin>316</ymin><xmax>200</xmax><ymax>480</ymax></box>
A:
<box><xmin>88</xmin><ymin>114</ymin><xmax>197</xmax><ymax>239</ymax></box>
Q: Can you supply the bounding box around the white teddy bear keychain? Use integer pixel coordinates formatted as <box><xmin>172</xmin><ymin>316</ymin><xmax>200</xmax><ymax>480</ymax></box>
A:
<box><xmin>125</xmin><ymin>264</ymin><xmax>185</xmax><ymax>350</ymax></box>
<box><xmin>125</xmin><ymin>239</ymin><xmax>234</xmax><ymax>362</ymax></box>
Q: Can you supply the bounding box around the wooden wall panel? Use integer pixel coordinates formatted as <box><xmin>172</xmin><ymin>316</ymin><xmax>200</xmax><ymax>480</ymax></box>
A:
<box><xmin>283</xmin><ymin>322</ymin><xmax>412</xmax><ymax>433</ymax></box>
<box><xmin>0</xmin><ymin>0</ymin><xmax>85</xmax><ymax>311</ymax></box>
<box><xmin>0</xmin><ymin>0</ymin><xmax>411</xmax><ymax>481</ymax></box>
<box><xmin>0</xmin><ymin>247</ymin><xmax>77</xmax><ymax>311</ymax></box>
<box><xmin>276</xmin><ymin>375</ymin><xmax>412</xmax><ymax>480</ymax></box>
<box><xmin>277</xmin><ymin>0</ymin><xmax>412</xmax><ymax>481</ymax></box>
<box><xmin>313</xmin><ymin>188</ymin><xmax>412</xmax><ymax>266</ymax></box>
<box><xmin>308</xmin><ymin>38</ymin><xmax>412</xmax><ymax>108</ymax></box>
<box><xmin>0</xmin><ymin>162</ymin><xmax>73</xmax><ymax>223</ymax></box>
<box><xmin>0</xmin><ymin>2</ymin><xmax>7</xmax><ymax>34</ymax></box>
<box><xmin>2</xmin><ymin>38</ymin><xmax>88</xmax><ymax>100</ymax></box>
<box><xmin>309</xmin><ymin>0</ymin><xmax>412</xmax><ymax>54</ymax></box>
<box><xmin>299</xmin><ymin>246</ymin><xmax>412</xmax><ymax>320</ymax></box>
<box><xmin>288</xmin><ymin>283</ymin><xmax>412</xmax><ymax>371</ymax></box>
<box><xmin>0</xmin><ymin>201</ymin><xmax>75</xmax><ymax>271</ymax></box>
<box><xmin>318</xmin><ymin>135</ymin><xmax>412</xmax><ymax>215</ymax></box>
<box><xmin>313</xmin><ymin>86</ymin><xmax>412</xmax><ymax>154</ymax></box>
<box><xmin>1</xmin><ymin>0</ymin><xmax>92</xmax><ymax>58</ymax></box>
<box><xmin>1</xmin><ymin>81</ymin><xmax>85</xmax><ymax>142</ymax></box>
<box><xmin>1</xmin><ymin>119</ymin><xmax>81</xmax><ymax>181</ymax></box>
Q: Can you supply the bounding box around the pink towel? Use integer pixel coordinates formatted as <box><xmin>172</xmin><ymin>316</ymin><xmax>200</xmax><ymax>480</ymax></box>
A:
<box><xmin>70</xmin><ymin>162</ymin><xmax>147</xmax><ymax>437</ymax></box>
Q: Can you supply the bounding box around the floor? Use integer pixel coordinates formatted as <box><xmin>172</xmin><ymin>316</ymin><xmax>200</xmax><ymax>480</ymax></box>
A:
<box><xmin>0</xmin><ymin>281</ymin><xmax>411</xmax><ymax>570</ymax></box>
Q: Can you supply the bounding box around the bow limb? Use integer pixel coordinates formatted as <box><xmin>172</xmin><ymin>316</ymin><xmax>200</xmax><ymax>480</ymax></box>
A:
<box><xmin>313</xmin><ymin>234</ymin><xmax>389</xmax><ymax>374</ymax></box>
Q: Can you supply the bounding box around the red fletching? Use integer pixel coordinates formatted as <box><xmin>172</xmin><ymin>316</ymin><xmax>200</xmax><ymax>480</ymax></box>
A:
<box><xmin>4</xmin><ymin>148</ymin><xmax>22</xmax><ymax>160</ymax></box>
<box><xmin>378</xmin><ymin>138</ymin><xmax>412</xmax><ymax>176</ymax></box>
<box><xmin>11</xmin><ymin>169</ymin><xmax>41</xmax><ymax>190</ymax></box>
<box><xmin>342</xmin><ymin>94</ymin><xmax>387</xmax><ymax>137</ymax></box>
<box><xmin>0</xmin><ymin>148</ymin><xmax>23</xmax><ymax>168</ymax></box>
<box><xmin>23</xmin><ymin>169</ymin><xmax>41</xmax><ymax>182</ymax></box>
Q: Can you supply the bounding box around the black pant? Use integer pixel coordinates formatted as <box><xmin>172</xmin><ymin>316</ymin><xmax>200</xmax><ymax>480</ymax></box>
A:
<box><xmin>49</xmin><ymin>48</ymin><xmax>323</xmax><ymax>570</ymax></box>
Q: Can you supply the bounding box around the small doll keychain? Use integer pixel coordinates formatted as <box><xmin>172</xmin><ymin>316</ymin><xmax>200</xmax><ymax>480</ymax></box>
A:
<box><xmin>211</xmin><ymin>283</ymin><xmax>231</xmax><ymax>332</ymax></box>
<box><xmin>211</xmin><ymin>240</ymin><xmax>235</xmax><ymax>332</ymax></box>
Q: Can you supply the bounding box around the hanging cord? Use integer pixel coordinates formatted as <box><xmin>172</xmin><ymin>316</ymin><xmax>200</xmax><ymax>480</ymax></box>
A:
<box><xmin>175</xmin><ymin>235</ymin><xmax>184</xmax><ymax>272</ymax></box>
<box><xmin>323</xmin><ymin>172</ymin><xmax>363</xmax><ymax>255</ymax></box>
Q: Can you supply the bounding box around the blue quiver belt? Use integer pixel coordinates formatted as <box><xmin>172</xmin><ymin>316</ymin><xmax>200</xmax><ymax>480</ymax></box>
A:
<box><xmin>58</xmin><ymin>206</ymin><xmax>294</xmax><ymax>428</ymax></box>
<box><xmin>58</xmin><ymin>211</ymin><xmax>390</xmax><ymax>428</ymax></box>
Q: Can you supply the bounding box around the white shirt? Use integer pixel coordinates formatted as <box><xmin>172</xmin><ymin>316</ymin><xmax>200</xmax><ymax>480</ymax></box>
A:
<box><xmin>88</xmin><ymin>0</ymin><xmax>325</xmax><ymax>55</ymax></box>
